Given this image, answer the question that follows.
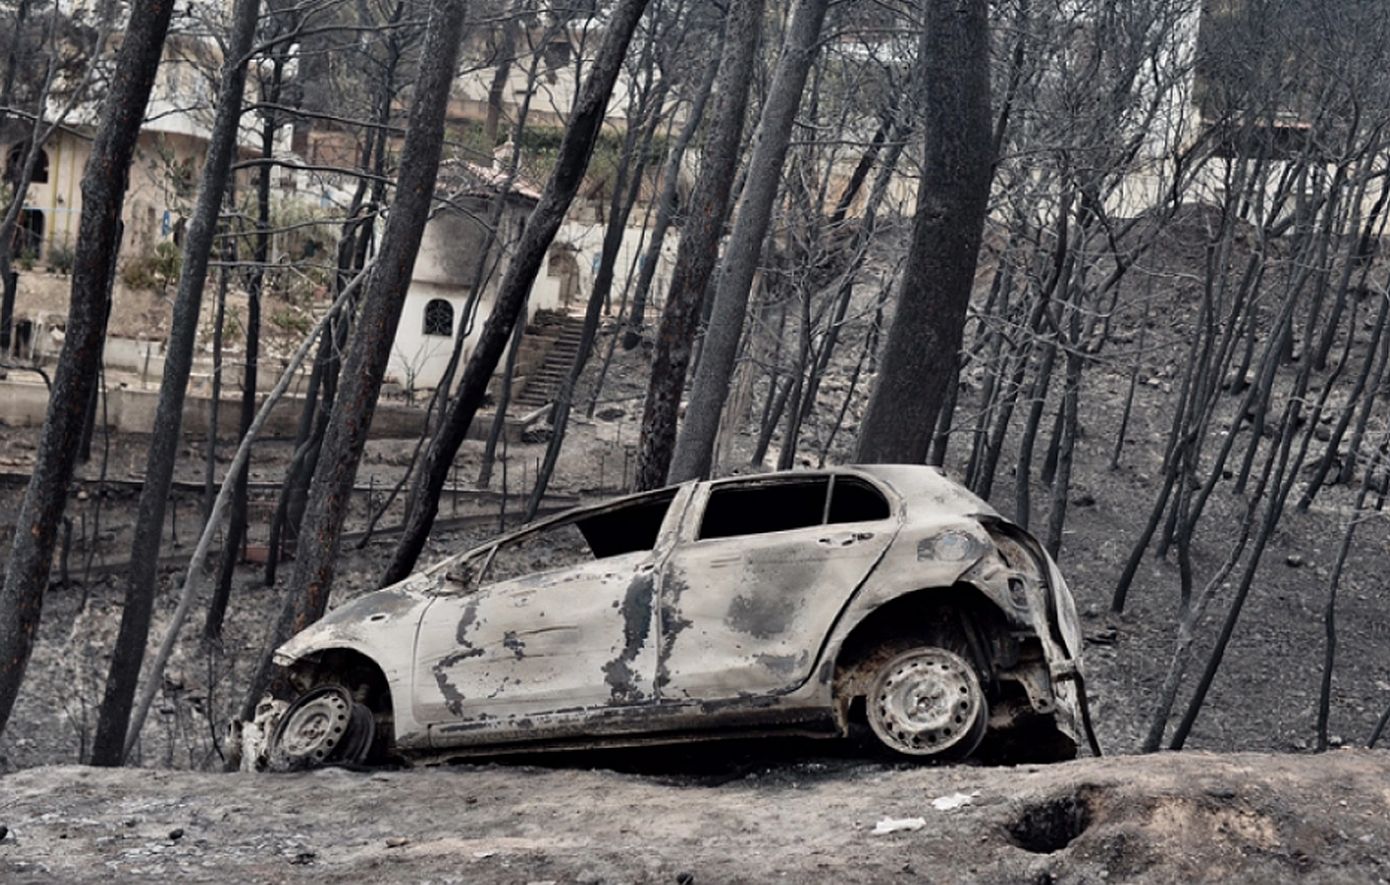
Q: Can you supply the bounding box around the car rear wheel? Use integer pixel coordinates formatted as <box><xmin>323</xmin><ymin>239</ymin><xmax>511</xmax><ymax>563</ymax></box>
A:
<box><xmin>267</xmin><ymin>684</ymin><xmax>377</xmax><ymax>772</ymax></box>
<box><xmin>865</xmin><ymin>647</ymin><xmax>988</xmax><ymax>759</ymax></box>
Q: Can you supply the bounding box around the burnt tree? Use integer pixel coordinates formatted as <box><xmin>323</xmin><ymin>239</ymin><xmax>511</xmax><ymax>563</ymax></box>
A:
<box><xmin>0</xmin><ymin>0</ymin><xmax>177</xmax><ymax>739</ymax></box>
<box><xmin>632</xmin><ymin>0</ymin><xmax>765</xmax><ymax>490</ymax></box>
<box><xmin>382</xmin><ymin>0</ymin><xmax>653</xmax><ymax>585</ymax></box>
<box><xmin>855</xmin><ymin>0</ymin><xmax>993</xmax><ymax>464</ymax></box>
<box><xmin>240</xmin><ymin>0</ymin><xmax>470</xmax><ymax>718</ymax></box>
<box><xmin>87</xmin><ymin>0</ymin><xmax>264</xmax><ymax>766</ymax></box>
<box><xmin>668</xmin><ymin>0</ymin><xmax>830</xmax><ymax>482</ymax></box>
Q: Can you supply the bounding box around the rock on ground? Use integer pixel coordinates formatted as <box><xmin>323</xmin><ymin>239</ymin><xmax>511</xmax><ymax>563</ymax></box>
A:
<box><xmin>3</xmin><ymin>750</ymin><xmax>1389</xmax><ymax>883</ymax></box>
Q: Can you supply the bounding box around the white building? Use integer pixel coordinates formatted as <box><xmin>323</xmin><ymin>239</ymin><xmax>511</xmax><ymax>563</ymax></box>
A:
<box><xmin>387</xmin><ymin>166</ymin><xmax>566</xmax><ymax>391</ymax></box>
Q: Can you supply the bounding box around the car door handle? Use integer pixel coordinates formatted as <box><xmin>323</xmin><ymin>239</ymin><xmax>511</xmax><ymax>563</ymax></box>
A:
<box><xmin>818</xmin><ymin>531</ymin><xmax>873</xmax><ymax>547</ymax></box>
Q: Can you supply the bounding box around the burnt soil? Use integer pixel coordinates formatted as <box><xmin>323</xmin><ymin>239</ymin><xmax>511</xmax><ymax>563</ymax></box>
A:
<box><xmin>4</xmin><ymin>751</ymin><xmax>1389</xmax><ymax>883</ymax></box>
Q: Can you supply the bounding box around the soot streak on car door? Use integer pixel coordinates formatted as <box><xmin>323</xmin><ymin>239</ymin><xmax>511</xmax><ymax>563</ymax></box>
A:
<box><xmin>657</xmin><ymin>476</ymin><xmax>896</xmax><ymax>702</ymax></box>
<box><xmin>602</xmin><ymin>570</ymin><xmax>656</xmax><ymax>703</ymax></box>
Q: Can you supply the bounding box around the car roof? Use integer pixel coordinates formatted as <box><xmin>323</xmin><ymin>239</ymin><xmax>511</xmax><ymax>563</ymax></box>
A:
<box><xmin>849</xmin><ymin>465</ymin><xmax>998</xmax><ymax>520</ymax></box>
<box><xmin>453</xmin><ymin>465</ymin><xmax>994</xmax><ymax>560</ymax></box>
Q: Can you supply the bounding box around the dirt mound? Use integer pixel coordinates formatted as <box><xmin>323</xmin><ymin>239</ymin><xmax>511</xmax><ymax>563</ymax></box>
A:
<box><xmin>3</xmin><ymin>750</ymin><xmax>1387</xmax><ymax>882</ymax></box>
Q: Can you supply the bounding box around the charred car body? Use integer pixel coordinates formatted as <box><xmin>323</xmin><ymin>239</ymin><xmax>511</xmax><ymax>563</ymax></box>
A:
<box><xmin>264</xmin><ymin>466</ymin><xmax>1099</xmax><ymax>769</ymax></box>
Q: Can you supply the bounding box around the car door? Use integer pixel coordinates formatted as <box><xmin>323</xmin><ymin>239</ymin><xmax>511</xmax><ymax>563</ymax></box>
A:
<box><xmin>412</xmin><ymin>489</ymin><xmax>687</xmax><ymax>742</ymax></box>
<box><xmin>656</xmin><ymin>473</ymin><xmax>898</xmax><ymax>703</ymax></box>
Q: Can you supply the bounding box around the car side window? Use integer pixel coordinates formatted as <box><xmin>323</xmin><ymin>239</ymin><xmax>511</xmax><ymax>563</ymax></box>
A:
<box><xmin>481</xmin><ymin>523</ymin><xmax>594</xmax><ymax>586</ymax></box>
<box><xmin>698</xmin><ymin>477</ymin><xmax>831</xmax><ymax>540</ymax></box>
<box><xmin>697</xmin><ymin>475</ymin><xmax>891</xmax><ymax>541</ymax></box>
<box><xmin>827</xmin><ymin>477</ymin><xmax>891</xmax><ymax>523</ymax></box>
<box><xmin>573</xmin><ymin>490</ymin><xmax>677</xmax><ymax>557</ymax></box>
<box><xmin>475</xmin><ymin>490</ymin><xmax>679</xmax><ymax>587</ymax></box>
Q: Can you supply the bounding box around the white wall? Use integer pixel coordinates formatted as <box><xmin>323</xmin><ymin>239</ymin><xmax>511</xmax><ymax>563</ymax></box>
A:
<box><xmin>554</xmin><ymin>217</ymin><xmax>677</xmax><ymax>314</ymax></box>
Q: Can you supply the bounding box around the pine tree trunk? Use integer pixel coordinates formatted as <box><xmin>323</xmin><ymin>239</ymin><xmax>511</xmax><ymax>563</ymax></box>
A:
<box><xmin>203</xmin><ymin>261</ymin><xmax>230</xmax><ymax>520</ymax></box>
<box><xmin>855</xmin><ymin>0</ymin><xmax>993</xmax><ymax>464</ymax></box>
<box><xmin>669</xmin><ymin>0</ymin><xmax>830</xmax><ymax>483</ymax></box>
<box><xmin>382</xmin><ymin>0</ymin><xmax>653</xmax><ymax>585</ymax></box>
<box><xmin>206</xmin><ymin>53</ymin><xmax>280</xmax><ymax>642</ymax></box>
<box><xmin>622</xmin><ymin>51</ymin><xmax>720</xmax><ymax>351</ymax></box>
<box><xmin>524</xmin><ymin>52</ymin><xmax>666</xmax><ymax>513</ymax></box>
<box><xmin>477</xmin><ymin>296</ymin><xmax>528</xmax><ymax>489</ymax></box>
<box><xmin>0</xmin><ymin>0</ymin><xmax>176</xmax><ymax>740</ymax></box>
<box><xmin>241</xmin><ymin>0</ymin><xmax>471</xmax><ymax>719</ymax></box>
<box><xmin>88</xmin><ymin>0</ymin><xmax>263</xmax><ymax>766</ymax></box>
<box><xmin>632</xmin><ymin>0</ymin><xmax>765</xmax><ymax>490</ymax></box>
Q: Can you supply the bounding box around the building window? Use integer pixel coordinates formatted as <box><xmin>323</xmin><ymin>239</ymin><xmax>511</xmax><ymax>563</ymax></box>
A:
<box><xmin>423</xmin><ymin>298</ymin><xmax>454</xmax><ymax>336</ymax></box>
<box><xmin>5</xmin><ymin>144</ymin><xmax>49</xmax><ymax>185</ymax></box>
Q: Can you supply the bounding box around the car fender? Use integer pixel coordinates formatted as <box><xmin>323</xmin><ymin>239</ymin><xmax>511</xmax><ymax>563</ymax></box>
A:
<box><xmin>272</xmin><ymin>584</ymin><xmax>436</xmax><ymax>749</ymax></box>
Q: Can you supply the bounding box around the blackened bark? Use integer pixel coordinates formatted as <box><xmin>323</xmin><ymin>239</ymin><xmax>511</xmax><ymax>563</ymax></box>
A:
<box><xmin>855</xmin><ymin>0</ymin><xmax>993</xmax><ymax>464</ymax></box>
<box><xmin>203</xmin><ymin>260</ymin><xmax>229</xmax><ymax>520</ymax></box>
<box><xmin>476</xmin><ymin>295</ymin><xmax>527</xmax><ymax>489</ymax></box>
<box><xmin>89</xmin><ymin>0</ymin><xmax>263</xmax><ymax>766</ymax></box>
<box><xmin>206</xmin><ymin>51</ymin><xmax>281</xmax><ymax>642</ymax></box>
<box><xmin>0</xmin><ymin>0</ymin><xmax>176</xmax><ymax>739</ymax></box>
<box><xmin>483</xmin><ymin>10</ymin><xmax>520</xmax><ymax>144</ymax></box>
<box><xmin>241</xmin><ymin>0</ymin><xmax>470</xmax><ymax>719</ymax></box>
<box><xmin>668</xmin><ymin>0</ymin><xmax>829</xmax><ymax>483</ymax></box>
<box><xmin>382</xmin><ymin>0</ymin><xmax>652</xmax><ymax>585</ymax></box>
<box><xmin>632</xmin><ymin>0</ymin><xmax>765</xmax><ymax>490</ymax></box>
<box><xmin>266</xmin><ymin>4</ymin><xmax>402</xmax><ymax>584</ymax></box>
<box><xmin>622</xmin><ymin>49</ymin><xmax>720</xmax><ymax>351</ymax></box>
<box><xmin>788</xmin><ymin>118</ymin><xmax>910</xmax><ymax>454</ymax></box>
<box><xmin>525</xmin><ymin>62</ymin><xmax>667</xmax><ymax>517</ymax></box>
<box><xmin>1044</xmin><ymin>313</ymin><xmax>1084</xmax><ymax>558</ymax></box>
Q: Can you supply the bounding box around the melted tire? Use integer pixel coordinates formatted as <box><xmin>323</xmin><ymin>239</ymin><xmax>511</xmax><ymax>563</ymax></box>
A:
<box><xmin>267</xmin><ymin>684</ymin><xmax>362</xmax><ymax>772</ymax></box>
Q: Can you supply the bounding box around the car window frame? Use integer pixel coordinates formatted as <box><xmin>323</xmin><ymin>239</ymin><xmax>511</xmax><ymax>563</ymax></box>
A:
<box><xmin>684</xmin><ymin>470</ymin><xmax>899</xmax><ymax>545</ymax></box>
<box><xmin>432</xmin><ymin>485</ymin><xmax>694</xmax><ymax>596</ymax></box>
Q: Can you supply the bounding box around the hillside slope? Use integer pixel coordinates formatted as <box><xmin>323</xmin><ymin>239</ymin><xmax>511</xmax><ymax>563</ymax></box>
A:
<box><xmin>4</xmin><ymin>750</ymin><xmax>1389</xmax><ymax>883</ymax></box>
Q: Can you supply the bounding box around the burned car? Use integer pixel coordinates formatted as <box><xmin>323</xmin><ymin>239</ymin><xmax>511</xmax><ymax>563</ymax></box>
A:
<box><xmin>264</xmin><ymin>466</ymin><xmax>1099</xmax><ymax>769</ymax></box>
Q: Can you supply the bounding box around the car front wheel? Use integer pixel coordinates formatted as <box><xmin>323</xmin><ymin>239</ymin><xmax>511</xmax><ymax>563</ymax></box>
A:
<box><xmin>267</xmin><ymin>684</ymin><xmax>377</xmax><ymax>771</ymax></box>
<box><xmin>865</xmin><ymin>647</ymin><xmax>988</xmax><ymax>759</ymax></box>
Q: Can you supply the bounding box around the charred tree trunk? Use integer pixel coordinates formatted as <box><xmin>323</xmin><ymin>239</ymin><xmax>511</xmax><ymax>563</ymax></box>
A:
<box><xmin>855</xmin><ymin>0</ymin><xmax>992</xmax><ymax>465</ymax></box>
<box><xmin>477</xmin><ymin>295</ymin><xmax>528</xmax><ymax>489</ymax></box>
<box><xmin>526</xmin><ymin>69</ymin><xmax>667</xmax><ymax>516</ymax></box>
<box><xmin>265</xmin><ymin>5</ymin><xmax>403</xmax><ymax>584</ymax></box>
<box><xmin>381</xmin><ymin>0</ymin><xmax>653</xmax><ymax>586</ymax></box>
<box><xmin>632</xmin><ymin>0</ymin><xmax>764</xmax><ymax>490</ymax></box>
<box><xmin>1316</xmin><ymin>445</ymin><xmax>1379</xmax><ymax>751</ymax></box>
<box><xmin>88</xmin><ymin>0</ymin><xmax>262</xmax><ymax>765</ymax></box>
<box><xmin>206</xmin><ymin>51</ymin><xmax>281</xmax><ymax>642</ymax></box>
<box><xmin>203</xmin><ymin>258</ymin><xmax>230</xmax><ymax>521</ymax></box>
<box><xmin>622</xmin><ymin>50</ymin><xmax>720</xmax><ymax>351</ymax></box>
<box><xmin>241</xmin><ymin>0</ymin><xmax>471</xmax><ymax>719</ymax></box>
<box><xmin>668</xmin><ymin>0</ymin><xmax>830</xmax><ymax>483</ymax></box>
<box><xmin>0</xmin><ymin>0</ymin><xmax>176</xmax><ymax>740</ymax></box>
<box><xmin>483</xmin><ymin>9</ymin><xmax>520</xmax><ymax>145</ymax></box>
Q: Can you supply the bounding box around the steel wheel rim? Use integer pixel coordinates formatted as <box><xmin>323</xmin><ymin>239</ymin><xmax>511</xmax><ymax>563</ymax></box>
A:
<box><xmin>868</xmin><ymin>648</ymin><xmax>985</xmax><ymax>757</ymax></box>
<box><xmin>277</xmin><ymin>686</ymin><xmax>353</xmax><ymax>764</ymax></box>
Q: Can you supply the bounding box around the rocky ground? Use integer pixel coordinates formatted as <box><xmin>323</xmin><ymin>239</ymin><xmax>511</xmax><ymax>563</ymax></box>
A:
<box><xmin>4</xmin><ymin>750</ymin><xmax>1389</xmax><ymax>883</ymax></box>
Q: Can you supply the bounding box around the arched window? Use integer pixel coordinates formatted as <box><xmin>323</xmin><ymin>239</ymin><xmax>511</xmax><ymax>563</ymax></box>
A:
<box><xmin>5</xmin><ymin>144</ymin><xmax>49</xmax><ymax>185</ymax></box>
<box><xmin>423</xmin><ymin>298</ymin><xmax>454</xmax><ymax>336</ymax></box>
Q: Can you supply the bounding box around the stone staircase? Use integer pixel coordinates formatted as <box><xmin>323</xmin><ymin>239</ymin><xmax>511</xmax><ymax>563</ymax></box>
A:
<box><xmin>511</xmin><ymin>311</ymin><xmax>586</xmax><ymax>413</ymax></box>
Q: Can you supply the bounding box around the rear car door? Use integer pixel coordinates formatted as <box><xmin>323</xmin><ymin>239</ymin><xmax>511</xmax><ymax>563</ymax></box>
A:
<box><xmin>412</xmin><ymin>489</ymin><xmax>685</xmax><ymax>742</ymax></box>
<box><xmin>656</xmin><ymin>473</ymin><xmax>898</xmax><ymax>703</ymax></box>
